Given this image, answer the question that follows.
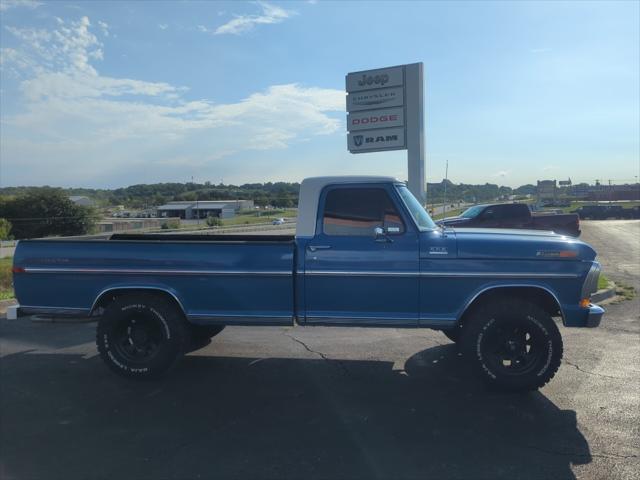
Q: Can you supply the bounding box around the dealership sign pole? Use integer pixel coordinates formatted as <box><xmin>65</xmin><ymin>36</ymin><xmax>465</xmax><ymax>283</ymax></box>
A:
<box><xmin>346</xmin><ymin>62</ymin><xmax>425</xmax><ymax>204</ymax></box>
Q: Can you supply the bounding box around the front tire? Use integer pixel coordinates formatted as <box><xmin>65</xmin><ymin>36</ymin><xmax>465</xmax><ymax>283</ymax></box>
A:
<box><xmin>96</xmin><ymin>294</ymin><xmax>189</xmax><ymax>380</ymax></box>
<box><xmin>461</xmin><ymin>299</ymin><xmax>563</xmax><ymax>392</ymax></box>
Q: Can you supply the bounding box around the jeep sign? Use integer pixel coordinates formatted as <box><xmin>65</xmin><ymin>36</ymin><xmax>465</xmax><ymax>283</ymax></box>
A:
<box><xmin>345</xmin><ymin>66</ymin><xmax>404</xmax><ymax>93</ymax></box>
<box><xmin>346</xmin><ymin>63</ymin><xmax>425</xmax><ymax>203</ymax></box>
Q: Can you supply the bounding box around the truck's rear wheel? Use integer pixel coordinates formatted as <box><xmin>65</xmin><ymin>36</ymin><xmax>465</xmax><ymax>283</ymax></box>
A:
<box><xmin>96</xmin><ymin>294</ymin><xmax>188</xmax><ymax>379</ymax></box>
<box><xmin>461</xmin><ymin>299</ymin><xmax>563</xmax><ymax>392</ymax></box>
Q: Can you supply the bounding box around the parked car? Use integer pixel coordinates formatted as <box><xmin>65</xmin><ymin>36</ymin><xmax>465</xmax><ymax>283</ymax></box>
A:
<box><xmin>438</xmin><ymin>203</ymin><xmax>581</xmax><ymax>237</ymax></box>
<box><xmin>10</xmin><ymin>176</ymin><xmax>604</xmax><ymax>391</ymax></box>
<box><xmin>272</xmin><ymin>218</ymin><xmax>286</xmax><ymax>225</ymax></box>
<box><xmin>574</xmin><ymin>204</ymin><xmax>632</xmax><ymax>220</ymax></box>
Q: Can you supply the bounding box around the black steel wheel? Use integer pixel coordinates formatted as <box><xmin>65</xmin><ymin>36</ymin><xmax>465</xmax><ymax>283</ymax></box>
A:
<box><xmin>96</xmin><ymin>294</ymin><xmax>188</xmax><ymax>379</ymax></box>
<box><xmin>461</xmin><ymin>299</ymin><xmax>563</xmax><ymax>392</ymax></box>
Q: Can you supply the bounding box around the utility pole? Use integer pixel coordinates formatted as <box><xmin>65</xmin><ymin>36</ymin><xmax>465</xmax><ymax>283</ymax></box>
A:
<box><xmin>442</xmin><ymin>160</ymin><xmax>449</xmax><ymax>217</ymax></box>
<box><xmin>192</xmin><ymin>176</ymin><xmax>200</xmax><ymax>226</ymax></box>
<box><xmin>608</xmin><ymin>179</ymin><xmax>612</xmax><ymax>203</ymax></box>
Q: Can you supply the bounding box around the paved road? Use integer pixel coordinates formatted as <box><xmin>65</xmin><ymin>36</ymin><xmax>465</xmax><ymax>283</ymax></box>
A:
<box><xmin>1</xmin><ymin>221</ymin><xmax>638</xmax><ymax>480</ymax></box>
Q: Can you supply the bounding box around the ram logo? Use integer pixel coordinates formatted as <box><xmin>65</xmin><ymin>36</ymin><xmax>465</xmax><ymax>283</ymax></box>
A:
<box><xmin>353</xmin><ymin>135</ymin><xmax>364</xmax><ymax>147</ymax></box>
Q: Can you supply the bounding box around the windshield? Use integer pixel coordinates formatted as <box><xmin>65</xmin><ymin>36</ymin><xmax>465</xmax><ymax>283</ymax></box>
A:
<box><xmin>460</xmin><ymin>205</ymin><xmax>485</xmax><ymax>219</ymax></box>
<box><xmin>396</xmin><ymin>185</ymin><xmax>437</xmax><ymax>231</ymax></box>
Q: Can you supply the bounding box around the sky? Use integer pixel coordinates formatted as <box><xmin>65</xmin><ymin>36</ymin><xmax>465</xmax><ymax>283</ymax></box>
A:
<box><xmin>0</xmin><ymin>0</ymin><xmax>638</xmax><ymax>189</ymax></box>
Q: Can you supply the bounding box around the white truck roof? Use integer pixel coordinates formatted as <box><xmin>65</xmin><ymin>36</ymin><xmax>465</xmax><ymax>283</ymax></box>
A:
<box><xmin>296</xmin><ymin>176</ymin><xmax>400</xmax><ymax>237</ymax></box>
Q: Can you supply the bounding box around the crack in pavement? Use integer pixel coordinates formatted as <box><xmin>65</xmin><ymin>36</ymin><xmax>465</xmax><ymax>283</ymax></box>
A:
<box><xmin>282</xmin><ymin>329</ymin><xmax>351</xmax><ymax>377</ymax></box>
<box><xmin>562</xmin><ymin>360</ymin><xmax>626</xmax><ymax>380</ymax></box>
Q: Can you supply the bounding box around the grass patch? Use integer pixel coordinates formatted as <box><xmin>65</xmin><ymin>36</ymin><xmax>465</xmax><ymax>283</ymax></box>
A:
<box><xmin>597</xmin><ymin>273</ymin><xmax>610</xmax><ymax>290</ymax></box>
<box><xmin>0</xmin><ymin>257</ymin><xmax>14</xmax><ymax>300</ymax></box>
<box><xmin>431</xmin><ymin>208</ymin><xmax>465</xmax><ymax>220</ymax></box>
<box><xmin>614</xmin><ymin>281</ymin><xmax>636</xmax><ymax>302</ymax></box>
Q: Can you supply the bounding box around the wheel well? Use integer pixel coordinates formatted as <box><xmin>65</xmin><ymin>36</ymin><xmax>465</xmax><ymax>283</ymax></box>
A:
<box><xmin>91</xmin><ymin>288</ymin><xmax>186</xmax><ymax>318</ymax></box>
<box><xmin>459</xmin><ymin>286</ymin><xmax>562</xmax><ymax>326</ymax></box>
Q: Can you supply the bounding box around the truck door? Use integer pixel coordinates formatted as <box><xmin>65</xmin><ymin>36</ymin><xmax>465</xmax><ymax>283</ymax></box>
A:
<box><xmin>303</xmin><ymin>184</ymin><xmax>420</xmax><ymax>326</ymax></box>
<box><xmin>475</xmin><ymin>206</ymin><xmax>501</xmax><ymax>228</ymax></box>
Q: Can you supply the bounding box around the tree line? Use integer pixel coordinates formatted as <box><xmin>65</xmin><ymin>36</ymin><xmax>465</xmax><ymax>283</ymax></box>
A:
<box><xmin>0</xmin><ymin>179</ymin><xmax>536</xmax><ymax>211</ymax></box>
<box><xmin>0</xmin><ymin>180</ymin><xmax>538</xmax><ymax>240</ymax></box>
<box><xmin>0</xmin><ymin>182</ymin><xmax>301</xmax><ymax>209</ymax></box>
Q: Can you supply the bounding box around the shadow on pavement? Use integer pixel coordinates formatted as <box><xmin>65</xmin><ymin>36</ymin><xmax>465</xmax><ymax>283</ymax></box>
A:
<box><xmin>0</xmin><ymin>344</ymin><xmax>591</xmax><ymax>480</ymax></box>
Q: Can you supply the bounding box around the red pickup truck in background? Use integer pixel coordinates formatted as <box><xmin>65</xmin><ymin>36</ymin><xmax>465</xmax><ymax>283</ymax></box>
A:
<box><xmin>438</xmin><ymin>203</ymin><xmax>581</xmax><ymax>237</ymax></box>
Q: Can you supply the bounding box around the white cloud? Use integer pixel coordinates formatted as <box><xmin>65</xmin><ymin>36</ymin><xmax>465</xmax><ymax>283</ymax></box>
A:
<box><xmin>530</xmin><ymin>47</ymin><xmax>552</xmax><ymax>54</ymax></box>
<box><xmin>1</xmin><ymin>15</ymin><xmax>344</xmax><ymax>186</ymax></box>
<box><xmin>158</xmin><ymin>23</ymin><xmax>168</xmax><ymax>30</ymax></box>
<box><xmin>97</xmin><ymin>20</ymin><xmax>109</xmax><ymax>37</ymax></box>
<box><xmin>493</xmin><ymin>170</ymin><xmax>510</xmax><ymax>178</ymax></box>
<box><xmin>212</xmin><ymin>1</ymin><xmax>295</xmax><ymax>36</ymax></box>
<box><xmin>0</xmin><ymin>0</ymin><xmax>42</xmax><ymax>11</ymax></box>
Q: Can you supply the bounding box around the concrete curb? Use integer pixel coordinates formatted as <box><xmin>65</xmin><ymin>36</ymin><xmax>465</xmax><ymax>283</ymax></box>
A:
<box><xmin>591</xmin><ymin>283</ymin><xmax>617</xmax><ymax>303</ymax></box>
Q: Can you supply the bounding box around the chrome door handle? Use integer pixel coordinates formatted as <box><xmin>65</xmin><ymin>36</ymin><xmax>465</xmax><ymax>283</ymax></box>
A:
<box><xmin>308</xmin><ymin>245</ymin><xmax>332</xmax><ymax>252</ymax></box>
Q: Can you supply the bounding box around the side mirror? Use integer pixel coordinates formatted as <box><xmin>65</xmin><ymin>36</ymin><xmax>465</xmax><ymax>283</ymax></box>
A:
<box><xmin>374</xmin><ymin>226</ymin><xmax>393</xmax><ymax>243</ymax></box>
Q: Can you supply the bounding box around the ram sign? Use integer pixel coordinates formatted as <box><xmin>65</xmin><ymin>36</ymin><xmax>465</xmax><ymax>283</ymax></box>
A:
<box><xmin>345</xmin><ymin>63</ymin><xmax>425</xmax><ymax>202</ymax></box>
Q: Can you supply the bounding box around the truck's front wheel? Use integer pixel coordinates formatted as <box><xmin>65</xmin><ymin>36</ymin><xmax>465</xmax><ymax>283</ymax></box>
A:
<box><xmin>461</xmin><ymin>299</ymin><xmax>563</xmax><ymax>392</ymax></box>
<box><xmin>96</xmin><ymin>294</ymin><xmax>188</xmax><ymax>380</ymax></box>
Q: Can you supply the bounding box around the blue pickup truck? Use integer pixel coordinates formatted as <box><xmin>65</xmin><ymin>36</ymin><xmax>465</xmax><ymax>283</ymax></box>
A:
<box><xmin>10</xmin><ymin>176</ymin><xmax>604</xmax><ymax>391</ymax></box>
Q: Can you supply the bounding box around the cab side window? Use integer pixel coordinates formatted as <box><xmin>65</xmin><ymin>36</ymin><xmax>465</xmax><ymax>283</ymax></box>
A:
<box><xmin>322</xmin><ymin>188</ymin><xmax>405</xmax><ymax>236</ymax></box>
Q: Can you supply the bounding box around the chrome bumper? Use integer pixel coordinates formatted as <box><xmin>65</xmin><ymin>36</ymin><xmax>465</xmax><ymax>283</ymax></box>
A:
<box><xmin>586</xmin><ymin>304</ymin><xmax>605</xmax><ymax>328</ymax></box>
<box><xmin>6</xmin><ymin>304</ymin><xmax>19</xmax><ymax>320</ymax></box>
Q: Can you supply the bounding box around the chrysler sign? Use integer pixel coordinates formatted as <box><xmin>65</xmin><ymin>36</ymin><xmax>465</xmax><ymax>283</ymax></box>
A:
<box><xmin>346</xmin><ymin>86</ymin><xmax>404</xmax><ymax>112</ymax></box>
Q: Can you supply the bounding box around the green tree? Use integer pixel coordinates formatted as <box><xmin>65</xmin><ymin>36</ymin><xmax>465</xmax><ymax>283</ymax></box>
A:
<box><xmin>0</xmin><ymin>188</ymin><xmax>97</xmax><ymax>239</ymax></box>
<box><xmin>206</xmin><ymin>215</ymin><xmax>222</xmax><ymax>227</ymax></box>
<box><xmin>0</xmin><ymin>218</ymin><xmax>12</xmax><ymax>240</ymax></box>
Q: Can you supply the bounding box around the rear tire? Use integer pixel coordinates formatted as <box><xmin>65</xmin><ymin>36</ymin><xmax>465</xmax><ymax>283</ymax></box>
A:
<box><xmin>461</xmin><ymin>299</ymin><xmax>563</xmax><ymax>392</ymax></box>
<box><xmin>96</xmin><ymin>294</ymin><xmax>189</xmax><ymax>380</ymax></box>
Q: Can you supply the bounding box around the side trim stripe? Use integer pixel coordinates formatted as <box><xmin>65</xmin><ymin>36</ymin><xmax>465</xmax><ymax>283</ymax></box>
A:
<box><xmin>304</xmin><ymin>270</ymin><xmax>578</xmax><ymax>279</ymax></box>
<box><xmin>23</xmin><ymin>267</ymin><xmax>292</xmax><ymax>276</ymax></box>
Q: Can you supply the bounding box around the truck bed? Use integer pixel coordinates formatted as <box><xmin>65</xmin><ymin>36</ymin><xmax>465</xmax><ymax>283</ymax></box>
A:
<box><xmin>13</xmin><ymin>237</ymin><xmax>295</xmax><ymax>324</ymax></box>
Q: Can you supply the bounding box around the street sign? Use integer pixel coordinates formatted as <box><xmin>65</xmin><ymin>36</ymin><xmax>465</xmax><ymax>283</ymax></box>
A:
<box><xmin>348</xmin><ymin>127</ymin><xmax>406</xmax><ymax>153</ymax></box>
<box><xmin>347</xmin><ymin>107</ymin><xmax>404</xmax><ymax>132</ymax></box>
<box><xmin>345</xmin><ymin>63</ymin><xmax>425</xmax><ymax>203</ymax></box>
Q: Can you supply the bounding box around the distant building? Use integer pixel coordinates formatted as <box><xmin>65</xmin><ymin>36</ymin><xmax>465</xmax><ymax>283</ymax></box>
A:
<box><xmin>156</xmin><ymin>200</ymin><xmax>254</xmax><ymax>220</ymax></box>
<box><xmin>69</xmin><ymin>195</ymin><xmax>95</xmax><ymax>207</ymax></box>
<box><xmin>569</xmin><ymin>183</ymin><xmax>640</xmax><ymax>201</ymax></box>
<box><xmin>536</xmin><ymin>180</ymin><xmax>557</xmax><ymax>203</ymax></box>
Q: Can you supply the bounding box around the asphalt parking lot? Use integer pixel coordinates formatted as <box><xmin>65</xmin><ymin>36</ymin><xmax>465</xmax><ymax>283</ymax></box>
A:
<box><xmin>1</xmin><ymin>220</ymin><xmax>638</xmax><ymax>480</ymax></box>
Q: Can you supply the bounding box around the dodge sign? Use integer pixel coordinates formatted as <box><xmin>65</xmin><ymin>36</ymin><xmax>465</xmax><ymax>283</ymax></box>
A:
<box><xmin>347</xmin><ymin>107</ymin><xmax>404</xmax><ymax>131</ymax></box>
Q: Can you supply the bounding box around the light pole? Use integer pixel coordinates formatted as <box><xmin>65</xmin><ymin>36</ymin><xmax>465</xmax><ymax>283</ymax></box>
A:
<box><xmin>441</xmin><ymin>160</ymin><xmax>449</xmax><ymax>217</ymax></box>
